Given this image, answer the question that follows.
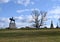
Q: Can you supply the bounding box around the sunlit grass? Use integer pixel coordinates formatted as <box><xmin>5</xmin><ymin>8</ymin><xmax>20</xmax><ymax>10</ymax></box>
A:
<box><xmin>0</xmin><ymin>28</ymin><xmax>60</xmax><ymax>42</ymax></box>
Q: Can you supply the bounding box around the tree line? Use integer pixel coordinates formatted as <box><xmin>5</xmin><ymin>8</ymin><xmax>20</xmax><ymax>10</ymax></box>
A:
<box><xmin>29</xmin><ymin>9</ymin><xmax>60</xmax><ymax>28</ymax></box>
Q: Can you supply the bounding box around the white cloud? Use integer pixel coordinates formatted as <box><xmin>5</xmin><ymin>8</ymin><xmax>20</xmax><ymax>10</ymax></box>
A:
<box><xmin>0</xmin><ymin>15</ymin><xmax>33</xmax><ymax>28</ymax></box>
<box><xmin>14</xmin><ymin>15</ymin><xmax>33</xmax><ymax>23</ymax></box>
<box><xmin>17</xmin><ymin>9</ymin><xmax>30</xmax><ymax>13</ymax></box>
<box><xmin>15</xmin><ymin>0</ymin><xmax>35</xmax><ymax>6</ymax></box>
<box><xmin>16</xmin><ymin>22</ymin><xmax>31</xmax><ymax>28</ymax></box>
<box><xmin>48</xmin><ymin>15</ymin><xmax>60</xmax><ymax>19</ymax></box>
<box><xmin>0</xmin><ymin>0</ymin><xmax>35</xmax><ymax>5</ymax></box>
<box><xmin>0</xmin><ymin>0</ymin><xmax>10</xmax><ymax>3</ymax></box>
<box><xmin>17</xmin><ymin>8</ymin><xmax>40</xmax><ymax>13</ymax></box>
<box><xmin>27</xmin><ymin>15</ymin><xmax>33</xmax><ymax>22</ymax></box>
<box><xmin>52</xmin><ymin>0</ymin><xmax>60</xmax><ymax>1</ymax></box>
<box><xmin>31</xmin><ymin>1</ymin><xmax>35</xmax><ymax>5</ymax></box>
<box><xmin>0</xmin><ymin>13</ymin><xmax>47</xmax><ymax>28</ymax></box>
<box><xmin>0</xmin><ymin>17</ymin><xmax>9</xmax><ymax>23</ymax></box>
<box><xmin>15</xmin><ymin>16</ymin><xmax>24</xmax><ymax>20</ymax></box>
<box><xmin>14</xmin><ymin>15</ymin><xmax>33</xmax><ymax>28</ymax></box>
<box><xmin>0</xmin><ymin>17</ymin><xmax>10</xmax><ymax>28</ymax></box>
<box><xmin>48</xmin><ymin>6</ymin><xmax>60</xmax><ymax>14</ymax></box>
<box><xmin>47</xmin><ymin>6</ymin><xmax>60</xmax><ymax>20</ymax></box>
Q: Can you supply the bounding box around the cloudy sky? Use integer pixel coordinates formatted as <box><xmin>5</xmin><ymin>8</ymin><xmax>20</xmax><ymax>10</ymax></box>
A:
<box><xmin>0</xmin><ymin>0</ymin><xmax>60</xmax><ymax>28</ymax></box>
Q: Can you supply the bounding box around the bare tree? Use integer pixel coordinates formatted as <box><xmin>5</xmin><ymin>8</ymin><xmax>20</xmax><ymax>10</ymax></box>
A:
<box><xmin>31</xmin><ymin>10</ymin><xmax>47</xmax><ymax>28</ymax></box>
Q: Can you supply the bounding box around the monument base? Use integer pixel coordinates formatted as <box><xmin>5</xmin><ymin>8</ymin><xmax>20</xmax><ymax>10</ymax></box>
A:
<box><xmin>9</xmin><ymin>23</ymin><xmax>16</xmax><ymax>29</ymax></box>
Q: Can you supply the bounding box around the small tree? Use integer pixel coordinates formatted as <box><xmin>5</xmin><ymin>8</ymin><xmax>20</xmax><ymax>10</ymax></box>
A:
<box><xmin>31</xmin><ymin>10</ymin><xmax>47</xmax><ymax>28</ymax></box>
<box><xmin>56</xmin><ymin>23</ymin><xmax>59</xmax><ymax>28</ymax></box>
<box><xmin>50</xmin><ymin>20</ymin><xmax>54</xmax><ymax>28</ymax></box>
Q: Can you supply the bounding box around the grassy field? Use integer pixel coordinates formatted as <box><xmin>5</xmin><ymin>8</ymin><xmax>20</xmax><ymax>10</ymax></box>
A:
<box><xmin>0</xmin><ymin>28</ymin><xmax>60</xmax><ymax>42</ymax></box>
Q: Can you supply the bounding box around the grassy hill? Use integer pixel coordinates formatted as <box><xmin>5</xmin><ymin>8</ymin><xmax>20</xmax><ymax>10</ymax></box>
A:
<box><xmin>0</xmin><ymin>28</ymin><xmax>60</xmax><ymax>42</ymax></box>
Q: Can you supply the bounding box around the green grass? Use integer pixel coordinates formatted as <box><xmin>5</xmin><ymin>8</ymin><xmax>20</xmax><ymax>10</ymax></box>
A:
<box><xmin>0</xmin><ymin>28</ymin><xmax>60</xmax><ymax>42</ymax></box>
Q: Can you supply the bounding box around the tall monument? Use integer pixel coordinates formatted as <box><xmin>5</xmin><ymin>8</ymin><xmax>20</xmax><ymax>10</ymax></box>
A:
<box><xmin>9</xmin><ymin>17</ymin><xmax>16</xmax><ymax>29</ymax></box>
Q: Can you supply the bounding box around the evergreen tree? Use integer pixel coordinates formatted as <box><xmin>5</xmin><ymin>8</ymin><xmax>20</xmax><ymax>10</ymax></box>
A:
<box><xmin>56</xmin><ymin>23</ymin><xmax>59</xmax><ymax>28</ymax></box>
<box><xmin>50</xmin><ymin>20</ymin><xmax>54</xmax><ymax>28</ymax></box>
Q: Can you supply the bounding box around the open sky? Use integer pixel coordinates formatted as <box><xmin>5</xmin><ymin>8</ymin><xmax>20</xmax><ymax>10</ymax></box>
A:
<box><xmin>0</xmin><ymin>0</ymin><xmax>60</xmax><ymax>28</ymax></box>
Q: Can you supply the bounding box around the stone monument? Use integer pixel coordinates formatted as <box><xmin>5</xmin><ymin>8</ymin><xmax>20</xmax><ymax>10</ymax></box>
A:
<box><xmin>9</xmin><ymin>17</ymin><xmax>16</xmax><ymax>29</ymax></box>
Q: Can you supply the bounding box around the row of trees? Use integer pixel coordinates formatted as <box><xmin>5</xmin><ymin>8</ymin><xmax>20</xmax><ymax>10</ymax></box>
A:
<box><xmin>31</xmin><ymin>9</ymin><xmax>60</xmax><ymax>28</ymax></box>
